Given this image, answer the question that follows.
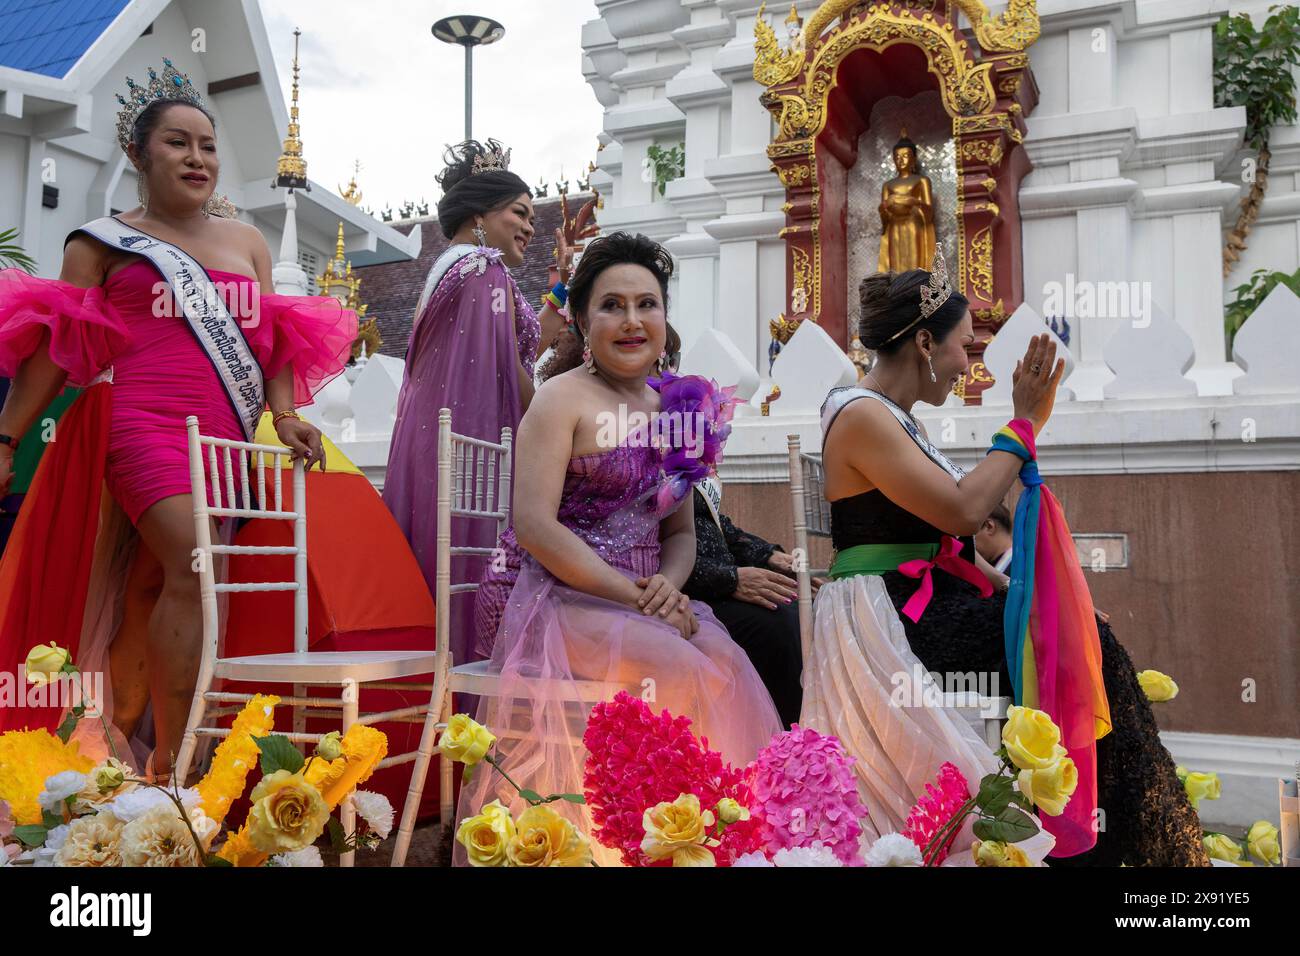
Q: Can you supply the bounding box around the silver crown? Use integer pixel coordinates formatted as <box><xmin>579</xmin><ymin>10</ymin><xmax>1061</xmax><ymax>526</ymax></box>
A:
<box><xmin>917</xmin><ymin>245</ymin><xmax>953</xmax><ymax>320</ymax></box>
<box><xmin>471</xmin><ymin>141</ymin><xmax>512</xmax><ymax>176</ymax></box>
<box><xmin>115</xmin><ymin>58</ymin><xmax>205</xmax><ymax>154</ymax></box>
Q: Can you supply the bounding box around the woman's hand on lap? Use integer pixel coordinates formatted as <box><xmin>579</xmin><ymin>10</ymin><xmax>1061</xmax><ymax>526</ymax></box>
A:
<box><xmin>733</xmin><ymin>566</ymin><xmax>798</xmax><ymax>610</ymax></box>
<box><xmin>635</xmin><ymin>573</ymin><xmax>686</xmax><ymax>617</ymax></box>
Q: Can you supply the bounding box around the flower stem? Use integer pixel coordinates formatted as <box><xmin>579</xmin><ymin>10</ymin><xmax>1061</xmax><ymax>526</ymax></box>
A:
<box><xmin>922</xmin><ymin>797</ymin><xmax>978</xmax><ymax>866</ymax></box>
<box><xmin>483</xmin><ymin>754</ymin><xmax>534</xmax><ymax>804</ymax></box>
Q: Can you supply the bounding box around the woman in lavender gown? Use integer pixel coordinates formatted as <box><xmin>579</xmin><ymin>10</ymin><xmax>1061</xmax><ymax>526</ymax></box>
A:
<box><xmin>456</xmin><ymin>233</ymin><xmax>782</xmax><ymax>865</ymax></box>
<box><xmin>383</xmin><ymin>139</ymin><xmax>572</xmax><ymax>666</ymax></box>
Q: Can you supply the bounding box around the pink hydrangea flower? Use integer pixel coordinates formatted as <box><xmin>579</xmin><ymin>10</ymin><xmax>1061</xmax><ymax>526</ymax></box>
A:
<box><xmin>583</xmin><ymin>692</ymin><xmax>762</xmax><ymax>866</ymax></box>
<box><xmin>902</xmin><ymin>761</ymin><xmax>972</xmax><ymax>865</ymax></box>
<box><xmin>746</xmin><ymin>726</ymin><xmax>868</xmax><ymax>865</ymax></box>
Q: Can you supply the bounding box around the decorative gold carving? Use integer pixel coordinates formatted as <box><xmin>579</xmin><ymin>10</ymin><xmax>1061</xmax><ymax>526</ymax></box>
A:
<box><xmin>955</xmin><ymin>112</ymin><xmax>1015</xmax><ymax>136</ymax></box>
<box><xmin>778</xmin><ymin>164</ymin><xmax>811</xmax><ymax>186</ymax></box>
<box><xmin>969</xmin><ymin>224</ymin><xmax>993</xmax><ymax>301</ymax></box>
<box><xmin>791</xmin><ymin>246</ymin><xmax>812</xmax><ymax>313</ymax></box>
<box><xmin>952</xmin><ymin>0</ymin><xmax>1041</xmax><ymax>52</ymax></box>
<box><xmin>998</xmin><ymin>76</ymin><xmax>1022</xmax><ymax>95</ymax></box>
<box><xmin>770</xmin><ymin>313</ymin><xmax>802</xmax><ymax>345</ymax></box>
<box><xmin>980</xmin><ymin>177</ymin><xmax>997</xmax><ymax>194</ymax></box>
<box><xmin>968</xmin><ymin>361</ymin><xmax>995</xmax><ymax>384</ymax></box>
<box><xmin>973</xmin><ymin>298</ymin><xmax>1007</xmax><ymax>326</ymax></box>
<box><xmin>959</xmin><ymin>139</ymin><xmax>1004</xmax><ymax>167</ymax></box>
<box><xmin>782</xmin><ymin>201</ymin><xmax>794</xmax><ymax>214</ymax></box>
<box><xmin>761</xmin><ymin>384</ymin><xmax>783</xmax><ymax>416</ymax></box>
<box><xmin>753</xmin><ymin>2</ymin><xmax>806</xmax><ymax>87</ymax></box>
<box><xmin>768</xmin><ymin>138</ymin><xmax>815</xmax><ymax>160</ymax></box>
<box><xmin>764</xmin><ymin>7</ymin><xmax>996</xmax><ymax>141</ymax></box>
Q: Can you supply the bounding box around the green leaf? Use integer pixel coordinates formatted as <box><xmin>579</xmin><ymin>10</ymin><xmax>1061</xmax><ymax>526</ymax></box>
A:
<box><xmin>557</xmin><ymin>793</ymin><xmax>587</xmax><ymax>804</ymax></box>
<box><xmin>254</xmin><ymin>734</ymin><xmax>305</xmax><ymax>775</ymax></box>
<box><xmin>205</xmin><ymin>854</ymin><xmax>234</xmax><ymax>867</ymax></box>
<box><xmin>975</xmin><ymin>774</ymin><xmax>1014</xmax><ymax>815</ymax></box>
<box><xmin>13</xmin><ymin>824</ymin><xmax>48</xmax><ymax>847</ymax></box>
<box><xmin>55</xmin><ymin>710</ymin><xmax>80</xmax><ymax>743</ymax></box>
<box><xmin>42</xmin><ymin>809</ymin><xmax>63</xmax><ymax>830</ymax></box>
<box><xmin>327</xmin><ymin>816</ymin><xmax>348</xmax><ymax>853</ymax></box>
<box><xmin>519</xmin><ymin>788</ymin><xmax>543</xmax><ymax>804</ymax></box>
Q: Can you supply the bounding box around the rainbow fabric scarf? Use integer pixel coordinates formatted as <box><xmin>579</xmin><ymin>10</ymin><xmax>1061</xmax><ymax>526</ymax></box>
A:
<box><xmin>989</xmin><ymin>418</ymin><xmax>1111</xmax><ymax>858</ymax></box>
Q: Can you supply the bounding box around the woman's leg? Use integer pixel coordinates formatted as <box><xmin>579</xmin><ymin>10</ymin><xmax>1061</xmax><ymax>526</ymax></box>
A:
<box><xmin>133</xmin><ymin>494</ymin><xmax>212</xmax><ymax>782</ymax></box>
<box><xmin>108</xmin><ymin>541</ymin><xmax>163</xmax><ymax>742</ymax></box>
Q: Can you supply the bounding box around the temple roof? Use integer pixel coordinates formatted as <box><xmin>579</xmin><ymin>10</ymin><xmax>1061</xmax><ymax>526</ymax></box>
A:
<box><xmin>0</xmin><ymin>0</ymin><xmax>131</xmax><ymax>77</ymax></box>
<box><xmin>354</xmin><ymin>192</ymin><xmax>592</xmax><ymax>359</ymax></box>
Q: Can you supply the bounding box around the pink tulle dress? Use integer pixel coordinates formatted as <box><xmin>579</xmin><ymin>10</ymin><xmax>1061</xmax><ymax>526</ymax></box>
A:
<box><xmin>0</xmin><ymin>260</ymin><xmax>356</xmax><ymax>523</ymax></box>
<box><xmin>457</xmin><ymin>439</ymin><xmax>783</xmax><ymax>866</ymax></box>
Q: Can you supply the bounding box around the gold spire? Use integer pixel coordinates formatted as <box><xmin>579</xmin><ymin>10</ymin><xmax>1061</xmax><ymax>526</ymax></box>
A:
<box><xmin>316</xmin><ymin>221</ymin><xmax>379</xmax><ymax>361</ymax></box>
<box><xmin>340</xmin><ymin>159</ymin><xmax>363</xmax><ymax>206</ymax></box>
<box><xmin>276</xmin><ymin>28</ymin><xmax>308</xmax><ymax>189</ymax></box>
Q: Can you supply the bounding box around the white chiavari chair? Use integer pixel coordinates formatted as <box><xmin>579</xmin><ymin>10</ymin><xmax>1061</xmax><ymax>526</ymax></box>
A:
<box><xmin>785</xmin><ymin>433</ymin><xmax>1010</xmax><ymax>750</ymax></box>
<box><xmin>177</xmin><ymin>416</ymin><xmax>442</xmax><ymax>866</ymax></box>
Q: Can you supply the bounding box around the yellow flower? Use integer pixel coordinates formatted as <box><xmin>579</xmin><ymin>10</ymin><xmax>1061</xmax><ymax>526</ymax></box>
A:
<box><xmin>1246</xmin><ymin>820</ymin><xmax>1280</xmax><ymax>865</ymax></box>
<box><xmin>1001</xmin><ymin>706</ymin><xmax>1066</xmax><ymax>771</ymax></box>
<box><xmin>76</xmin><ymin>757</ymin><xmax>137</xmax><ymax>809</ymax></box>
<box><xmin>315</xmin><ymin>731</ymin><xmax>343</xmax><ymax>761</ymax></box>
<box><xmin>1016</xmin><ymin>755</ymin><xmax>1078</xmax><ymax>817</ymax></box>
<box><xmin>1203</xmin><ymin>833</ymin><xmax>1244</xmax><ymax>864</ymax></box>
<box><xmin>1136</xmin><ymin>670</ymin><xmax>1178</xmax><ymax>702</ymax></box>
<box><xmin>641</xmin><ymin>793</ymin><xmax>717</xmax><ymax>866</ymax></box>
<box><xmin>0</xmin><ymin>729</ymin><xmax>94</xmax><ymax>825</ymax></box>
<box><xmin>972</xmin><ymin>839</ymin><xmax>1031</xmax><ymax>867</ymax></box>
<box><xmin>55</xmin><ymin>813</ymin><xmax>124</xmax><ymax>867</ymax></box>
<box><xmin>670</xmin><ymin>844</ymin><xmax>717</xmax><ymax>867</ymax></box>
<box><xmin>716</xmin><ymin>798</ymin><xmax>750</xmax><ymax>825</ymax></box>
<box><xmin>304</xmin><ymin>724</ymin><xmax>388</xmax><ymax>808</ymax></box>
<box><xmin>246</xmin><ymin>770</ymin><xmax>331</xmax><ymax>854</ymax></box>
<box><xmin>196</xmin><ymin>694</ymin><xmax>277</xmax><ymax>826</ymax></box>
<box><xmin>456</xmin><ymin>799</ymin><xmax>516</xmax><ymax>867</ymax></box>
<box><xmin>436</xmin><ymin>714</ymin><xmax>495</xmax><ymax>767</ymax></box>
<box><xmin>1181</xmin><ymin>770</ymin><xmax>1220</xmax><ymax>809</ymax></box>
<box><xmin>506</xmin><ymin>804</ymin><xmax>592</xmax><ymax>867</ymax></box>
<box><xmin>24</xmin><ymin>642</ymin><xmax>70</xmax><ymax>686</ymax></box>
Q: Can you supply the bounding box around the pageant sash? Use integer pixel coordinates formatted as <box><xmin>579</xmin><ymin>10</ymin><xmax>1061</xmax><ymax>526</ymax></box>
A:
<box><xmin>821</xmin><ymin>386</ymin><xmax>966</xmax><ymax>481</ymax></box>
<box><xmin>695</xmin><ymin>475</ymin><xmax>725</xmax><ymax>533</ymax></box>
<box><xmin>829</xmin><ymin>537</ymin><xmax>992</xmax><ymax>622</ymax></box>
<box><xmin>412</xmin><ymin>242</ymin><xmax>477</xmax><ymax>334</ymax></box>
<box><xmin>71</xmin><ymin>217</ymin><xmax>264</xmax><ymax>440</ymax></box>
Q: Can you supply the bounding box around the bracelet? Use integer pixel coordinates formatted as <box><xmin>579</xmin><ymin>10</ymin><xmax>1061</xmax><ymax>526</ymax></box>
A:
<box><xmin>271</xmin><ymin>410</ymin><xmax>301</xmax><ymax>426</ymax></box>
<box><xmin>0</xmin><ymin>433</ymin><xmax>17</xmax><ymax>453</ymax></box>
<box><xmin>549</xmin><ymin>280</ymin><xmax>568</xmax><ymax>307</ymax></box>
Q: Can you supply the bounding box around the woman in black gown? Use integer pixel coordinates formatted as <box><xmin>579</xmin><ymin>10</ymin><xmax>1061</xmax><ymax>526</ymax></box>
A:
<box><xmin>803</xmin><ymin>258</ymin><xmax>1206</xmax><ymax>866</ymax></box>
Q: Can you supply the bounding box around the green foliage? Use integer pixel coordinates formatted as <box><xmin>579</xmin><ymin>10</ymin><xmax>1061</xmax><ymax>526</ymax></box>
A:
<box><xmin>645</xmin><ymin>143</ymin><xmax>685</xmax><ymax>198</ymax></box>
<box><xmin>1224</xmin><ymin>266</ymin><xmax>1300</xmax><ymax>344</ymax></box>
<box><xmin>0</xmin><ymin>227</ymin><xmax>36</xmax><ymax>273</ymax></box>
<box><xmin>1214</xmin><ymin>4</ymin><xmax>1300</xmax><ymax>149</ymax></box>
<box><xmin>254</xmin><ymin>733</ymin><xmax>306</xmax><ymax>774</ymax></box>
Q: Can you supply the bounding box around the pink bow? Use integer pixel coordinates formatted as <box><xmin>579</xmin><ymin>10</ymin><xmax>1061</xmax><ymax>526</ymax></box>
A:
<box><xmin>898</xmin><ymin>534</ymin><xmax>994</xmax><ymax>623</ymax></box>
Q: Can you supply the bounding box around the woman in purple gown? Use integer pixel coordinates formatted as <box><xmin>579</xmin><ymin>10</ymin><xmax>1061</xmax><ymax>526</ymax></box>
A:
<box><xmin>456</xmin><ymin>233</ymin><xmax>781</xmax><ymax>865</ymax></box>
<box><xmin>383</xmin><ymin>140</ymin><xmax>571</xmax><ymax>666</ymax></box>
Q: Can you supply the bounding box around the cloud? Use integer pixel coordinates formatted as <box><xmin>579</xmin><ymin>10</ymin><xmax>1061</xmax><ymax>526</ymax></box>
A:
<box><xmin>259</xmin><ymin>0</ymin><xmax>604</xmax><ymax>214</ymax></box>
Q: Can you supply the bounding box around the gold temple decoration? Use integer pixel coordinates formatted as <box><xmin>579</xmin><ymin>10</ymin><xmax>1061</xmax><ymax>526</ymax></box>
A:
<box><xmin>753</xmin><ymin>3</ymin><xmax>807</xmax><ymax>87</ymax></box>
<box><xmin>339</xmin><ymin>160</ymin><xmax>363</xmax><ymax>206</ymax></box>
<box><xmin>769</xmin><ymin>313</ymin><xmax>801</xmax><ymax>346</ymax></box>
<box><xmin>973</xmin><ymin>298</ymin><xmax>1007</xmax><ymax>326</ymax></box>
<box><xmin>952</xmin><ymin>0</ymin><xmax>1040</xmax><ymax>52</ymax></box>
<box><xmin>791</xmin><ymin>246</ymin><xmax>812</xmax><ymax>314</ymax></box>
<box><xmin>878</xmin><ymin>128</ymin><xmax>936</xmax><ymax>272</ymax></box>
<box><xmin>276</xmin><ymin>28</ymin><xmax>308</xmax><ymax>188</ymax></box>
<box><xmin>317</xmin><ymin>222</ymin><xmax>380</xmax><ymax>361</ymax></box>
<box><xmin>760</xmin><ymin>384</ymin><xmax>783</xmax><ymax>417</ymax></box>
<box><xmin>968</xmin><ymin>223</ymin><xmax>994</xmax><ymax>300</ymax></box>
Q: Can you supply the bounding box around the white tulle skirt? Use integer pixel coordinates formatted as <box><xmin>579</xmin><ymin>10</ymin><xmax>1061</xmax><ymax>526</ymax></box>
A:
<box><xmin>800</xmin><ymin>573</ymin><xmax>1002</xmax><ymax>847</ymax></box>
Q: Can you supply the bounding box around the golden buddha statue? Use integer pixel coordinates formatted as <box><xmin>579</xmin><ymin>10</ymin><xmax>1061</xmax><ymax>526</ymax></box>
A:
<box><xmin>877</xmin><ymin>130</ymin><xmax>936</xmax><ymax>273</ymax></box>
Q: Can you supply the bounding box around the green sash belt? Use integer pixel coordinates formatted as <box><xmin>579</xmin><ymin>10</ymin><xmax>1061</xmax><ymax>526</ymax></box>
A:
<box><xmin>828</xmin><ymin>542</ymin><xmax>939</xmax><ymax>580</ymax></box>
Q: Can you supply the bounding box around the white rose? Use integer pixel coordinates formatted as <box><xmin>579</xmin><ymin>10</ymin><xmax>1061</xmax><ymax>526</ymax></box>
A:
<box><xmin>772</xmin><ymin>842</ymin><xmax>844</xmax><ymax>867</ymax></box>
<box><xmin>270</xmin><ymin>846</ymin><xmax>325</xmax><ymax>867</ymax></box>
<box><xmin>39</xmin><ymin>771</ymin><xmax>88</xmax><ymax>813</ymax></box>
<box><xmin>351</xmin><ymin>790</ymin><xmax>395</xmax><ymax>841</ymax></box>
<box><xmin>103</xmin><ymin>786</ymin><xmax>200</xmax><ymax>823</ymax></box>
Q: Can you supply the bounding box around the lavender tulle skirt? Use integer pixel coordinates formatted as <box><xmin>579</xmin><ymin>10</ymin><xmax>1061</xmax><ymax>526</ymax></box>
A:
<box><xmin>453</xmin><ymin>557</ymin><xmax>783</xmax><ymax>866</ymax></box>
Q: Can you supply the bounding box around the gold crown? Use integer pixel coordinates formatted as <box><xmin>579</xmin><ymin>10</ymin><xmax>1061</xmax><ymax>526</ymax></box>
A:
<box><xmin>115</xmin><ymin>58</ymin><xmax>204</xmax><ymax>154</ymax></box>
<box><xmin>471</xmin><ymin>141</ymin><xmax>512</xmax><ymax>176</ymax></box>
<box><xmin>918</xmin><ymin>245</ymin><xmax>953</xmax><ymax>320</ymax></box>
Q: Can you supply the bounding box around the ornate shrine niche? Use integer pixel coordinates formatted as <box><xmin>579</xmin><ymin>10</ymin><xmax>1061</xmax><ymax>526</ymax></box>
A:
<box><xmin>756</xmin><ymin>0</ymin><xmax>1040</xmax><ymax>403</ymax></box>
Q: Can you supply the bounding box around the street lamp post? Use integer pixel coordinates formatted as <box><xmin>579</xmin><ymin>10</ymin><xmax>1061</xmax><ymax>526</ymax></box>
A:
<box><xmin>432</xmin><ymin>15</ymin><xmax>505</xmax><ymax>142</ymax></box>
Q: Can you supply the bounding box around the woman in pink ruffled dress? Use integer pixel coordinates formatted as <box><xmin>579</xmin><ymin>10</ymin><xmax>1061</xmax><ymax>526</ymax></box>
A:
<box><xmin>456</xmin><ymin>233</ymin><xmax>781</xmax><ymax>865</ymax></box>
<box><xmin>0</xmin><ymin>72</ymin><xmax>355</xmax><ymax>780</ymax></box>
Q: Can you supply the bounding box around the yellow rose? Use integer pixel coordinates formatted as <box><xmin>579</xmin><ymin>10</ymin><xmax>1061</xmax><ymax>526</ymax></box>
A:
<box><xmin>456</xmin><ymin>799</ymin><xmax>516</xmax><ymax>867</ymax></box>
<box><xmin>24</xmin><ymin>643</ymin><xmax>70</xmax><ymax>686</ymax></box>
<box><xmin>972</xmin><ymin>840</ymin><xmax>1031</xmax><ymax>867</ymax></box>
<box><xmin>716</xmin><ymin>798</ymin><xmax>750</xmax><ymax>825</ymax></box>
<box><xmin>1202</xmin><ymin>833</ymin><xmax>1243</xmax><ymax>864</ymax></box>
<box><xmin>436</xmin><ymin>714</ymin><xmax>496</xmax><ymax>767</ymax></box>
<box><xmin>1001</xmin><ymin>706</ymin><xmax>1066</xmax><ymax>771</ymax></box>
<box><xmin>641</xmin><ymin>793</ymin><xmax>716</xmax><ymax>865</ymax></box>
<box><xmin>670</xmin><ymin>844</ymin><xmax>717</xmax><ymax>867</ymax></box>
<box><xmin>1181</xmin><ymin>770</ymin><xmax>1220</xmax><ymax>809</ymax></box>
<box><xmin>1136</xmin><ymin>670</ymin><xmax>1178</xmax><ymax>702</ymax></box>
<box><xmin>1016</xmin><ymin>755</ymin><xmax>1078</xmax><ymax>817</ymax></box>
<box><xmin>247</xmin><ymin>770</ymin><xmax>331</xmax><ymax>854</ymax></box>
<box><xmin>506</xmin><ymin>804</ymin><xmax>592</xmax><ymax>867</ymax></box>
<box><xmin>1246</xmin><ymin>820</ymin><xmax>1280</xmax><ymax>865</ymax></box>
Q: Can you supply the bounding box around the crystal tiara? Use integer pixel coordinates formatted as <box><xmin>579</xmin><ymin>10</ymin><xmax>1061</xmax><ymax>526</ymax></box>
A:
<box><xmin>114</xmin><ymin>58</ymin><xmax>205</xmax><ymax>154</ymax></box>
<box><xmin>883</xmin><ymin>245</ymin><xmax>954</xmax><ymax>344</ymax></box>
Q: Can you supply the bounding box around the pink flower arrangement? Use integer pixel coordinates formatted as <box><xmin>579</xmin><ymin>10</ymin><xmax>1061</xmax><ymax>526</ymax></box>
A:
<box><xmin>902</xmin><ymin>761</ymin><xmax>972</xmax><ymax>865</ymax></box>
<box><xmin>747</xmin><ymin>726</ymin><xmax>868</xmax><ymax>865</ymax></box>
<box><xmin>583</xmin><ymin>692</ymin><xmax>762</xmax><ymax>866</ymax></box>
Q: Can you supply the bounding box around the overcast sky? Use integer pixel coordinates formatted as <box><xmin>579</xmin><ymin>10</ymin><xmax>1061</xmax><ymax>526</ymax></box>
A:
<box><xmin>259</xmin><ymin>0</ymin><xmax>604</xmax><ymax>216</ymax></box>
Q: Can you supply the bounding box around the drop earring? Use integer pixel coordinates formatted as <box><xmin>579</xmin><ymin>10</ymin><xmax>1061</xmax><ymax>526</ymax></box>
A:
<box><xmin>136</xmin><ymin>174</ymin><xmax>149</xmax><ymax>215</ymax></box>
<box><xmin>927</xmin><ymin>354</ymin><xmax>937</xmax><ymax>383</ymax></box>
<box><xmin>583</xmin><ymin>344</ymin><xmax>597</xmax><ymax>374</ymax></box>
<box><xmin>656</xmin><ymin>349</ymin><xmax>667</xmax><ymax>373</ymax></box>
<box><xmin>473</xmin><ymin>221</ymin><xmax>488</xmax><ymax>247</ymax></box>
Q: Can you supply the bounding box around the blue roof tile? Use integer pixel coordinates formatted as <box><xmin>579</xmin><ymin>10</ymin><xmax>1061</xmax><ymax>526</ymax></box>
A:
<box><xmin>0</xmin><ymin>0</ymin><xmax>131</xmax><ymax>78</ymax></box>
